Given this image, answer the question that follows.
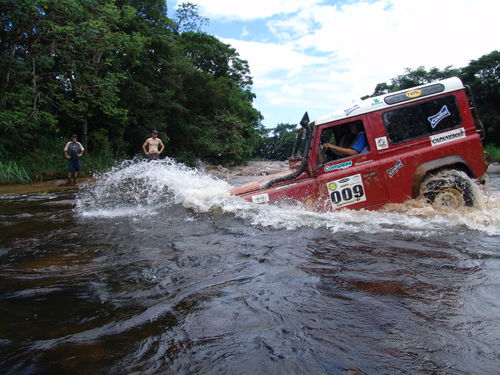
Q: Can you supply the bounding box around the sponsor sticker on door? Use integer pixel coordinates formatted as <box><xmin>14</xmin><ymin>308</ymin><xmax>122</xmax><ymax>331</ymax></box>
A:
<box><xmin>430</xmin><ymin>127</ymin><xmax>465</xmax><ymax>146</ymax></box>
<box><xmin>324</xmin><ymin>160</ymin><xmax>352</xmax><ymax>172</ymax></box>
<box><xmin>326</xmin><ymin>174</ymin><xmax>367</xmax><ymax>209</ymax></box>
<box><xmin>375</xmin><ymin>136</ymin><xmax>389</xmax><ymax>150</ymax></box>
<box><xmin>386</xmin><ymin>160</ymin><xmax>404</xmax><ymax>177</ymax></box>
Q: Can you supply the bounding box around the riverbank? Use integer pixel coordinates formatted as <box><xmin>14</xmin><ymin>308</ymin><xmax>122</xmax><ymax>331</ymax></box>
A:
<box><xmin>0</xmin><ymin>178</ymin><xmax>94</xmax><ymax>195</ymax></box>
<box><xmin>0</xmin><ymin>161</ymin><xmax>498</xmax><ymax>195</ymax></box>
<box><xmin>0</xmin><ymin>161</ymin><xmax>289</xmax><ymax>195</ymax></box>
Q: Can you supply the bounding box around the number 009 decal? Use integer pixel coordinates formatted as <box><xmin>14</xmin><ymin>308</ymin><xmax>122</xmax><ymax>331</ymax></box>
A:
<box><xmin>326</xmin><ymin>174</ymin><xmax>367</xmax><ymax>209</ymax></box>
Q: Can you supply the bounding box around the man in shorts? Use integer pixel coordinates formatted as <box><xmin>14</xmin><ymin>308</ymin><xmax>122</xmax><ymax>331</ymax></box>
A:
<box><xmin>64</xmin><ymin>134</ymin><xmax>85</xmax><ymax>184</ymax></box>
<box><xmin>142</xmin><ymin>130</ymin><xmax>165</xmax><ymax>161</ymax></box>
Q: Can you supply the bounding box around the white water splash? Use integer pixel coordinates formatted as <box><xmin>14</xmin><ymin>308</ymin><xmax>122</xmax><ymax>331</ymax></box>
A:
<box><xmin>76</xmin><ymin>158</ymin><xmax>231</xmax><ymax>217</ymax></box>
<box><xmin>76</xmin><ymin>159</ymin><xmax>500</xmax><ymax>236</ymax></box>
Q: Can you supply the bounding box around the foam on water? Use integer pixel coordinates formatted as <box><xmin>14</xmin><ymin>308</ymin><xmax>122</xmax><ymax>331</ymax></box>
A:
<box><xmin>76</xmin><ymin>159</ymin><xmax>500</xmax><ymax>236</ymax></box>
<box><xmin>76</xmin><ymin>158</ymin><xmax>230</xmax><ymax>216</ymax></box>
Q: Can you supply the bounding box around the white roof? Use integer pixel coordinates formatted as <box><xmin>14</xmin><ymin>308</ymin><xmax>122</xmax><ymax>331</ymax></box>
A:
<box><xmin>314</xmin><ymin>77</ymin><xmax>464</xmax><ymax>126</ymax></box>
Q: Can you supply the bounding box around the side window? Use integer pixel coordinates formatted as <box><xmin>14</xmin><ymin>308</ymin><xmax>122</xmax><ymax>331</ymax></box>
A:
<box><xmin>383</xmin><ymin>95</ymin><xmax>462</xmax><ymax>144</ymax></box>
<box><xmin>319</xmin><ymin>120</ymin><xmax>369</xmax><ymax>164</ymax></box>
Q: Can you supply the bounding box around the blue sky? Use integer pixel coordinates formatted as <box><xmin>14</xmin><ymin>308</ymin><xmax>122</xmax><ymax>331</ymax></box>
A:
<box><xmin>167</xmin><ymin>0</ymin><xmax>500</xmax><ymax>128</ymax></box>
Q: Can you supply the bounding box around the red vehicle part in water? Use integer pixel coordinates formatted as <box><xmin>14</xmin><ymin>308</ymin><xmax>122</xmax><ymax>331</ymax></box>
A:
<box><xmin>231</xmin><ymin>77</ymin><xmax>488</xmax><ymax>211</ymax></box>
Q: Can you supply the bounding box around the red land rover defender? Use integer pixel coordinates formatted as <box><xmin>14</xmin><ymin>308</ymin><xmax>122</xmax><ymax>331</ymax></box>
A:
<box><xmin>231</xmin><ymin>77</ymin><xmax>488</xmax><ymax>210</ymax></box>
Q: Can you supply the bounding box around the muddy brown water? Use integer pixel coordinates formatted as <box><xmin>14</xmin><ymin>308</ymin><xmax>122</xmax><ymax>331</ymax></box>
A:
<box><xmin>1</xmin><ymin>160</ymin><xmax>500</xmax><ymax>374</ymax></box>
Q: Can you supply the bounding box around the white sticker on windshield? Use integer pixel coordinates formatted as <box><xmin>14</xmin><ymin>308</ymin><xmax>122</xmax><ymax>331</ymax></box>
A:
<box><xmin>326</xmin><ymin>174</ymin><xmax>367</xmax><ymax>209</ymax></box>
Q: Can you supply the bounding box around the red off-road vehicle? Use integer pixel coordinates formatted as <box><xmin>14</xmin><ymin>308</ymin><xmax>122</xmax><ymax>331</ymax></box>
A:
<box><xmin>231</xmin><ymin>77</ymin><xmax>488</xmax><ymax>210</ymax></box>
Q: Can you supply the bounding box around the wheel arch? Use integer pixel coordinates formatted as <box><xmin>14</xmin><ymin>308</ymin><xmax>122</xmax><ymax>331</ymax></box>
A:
<box><xmin>411</xmin><ymin>156</ymin><xmax>475</xmax><ymax>198</ymax></box>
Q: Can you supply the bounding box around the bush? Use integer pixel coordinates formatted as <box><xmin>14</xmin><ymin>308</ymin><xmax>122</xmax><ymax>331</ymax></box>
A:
<box><xmin>0</xmin><ymin>136</ymin><xmax>119</xmax><ymax>184</ymax></box>
<box><xmin>0</xmin><ymin>161</ymin><xmax>32</xmax><ymax>184</ymax></box>
<box><xmin>484</xmin><ymin>144</ymin><xmax>500</xmax><ymax>163</ymax></box>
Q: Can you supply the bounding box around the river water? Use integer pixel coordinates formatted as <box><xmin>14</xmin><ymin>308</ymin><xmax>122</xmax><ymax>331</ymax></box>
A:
<box><xmin>1</xmin><ymin>159</ymin><xmax>500</xmax><ymax>375</ymax></box>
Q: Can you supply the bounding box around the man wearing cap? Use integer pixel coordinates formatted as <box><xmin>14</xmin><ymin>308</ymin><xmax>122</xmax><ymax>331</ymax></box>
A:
<box><xmin>142</xmin><ymin>130</ymin><xmax>165</xmax><ymax>161</ymax></box>
<box><xmin>64</xmin><ymin>134</ymin><xmax>85</xmax><ymax>184</ymax></box>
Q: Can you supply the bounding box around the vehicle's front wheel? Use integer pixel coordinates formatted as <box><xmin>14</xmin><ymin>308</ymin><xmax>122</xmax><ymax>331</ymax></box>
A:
<box><xmin>420</xmin><ymin>170</ymin><xmax>477</xmax><ymax>208</ymax></box>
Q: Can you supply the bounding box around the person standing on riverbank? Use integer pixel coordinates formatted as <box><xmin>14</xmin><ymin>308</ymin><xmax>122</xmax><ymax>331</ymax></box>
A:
<box><xmin>142</xmin><ymin>130</ymin><xmax>165</xmax><ymax>161</ymax></box>
<box><xmin>64</xmin><ymin>134</ymin><xmax>84</xmax><ymax>184</ymax></box>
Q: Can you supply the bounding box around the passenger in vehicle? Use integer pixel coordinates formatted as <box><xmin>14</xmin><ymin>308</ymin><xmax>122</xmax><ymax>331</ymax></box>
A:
<box><xmin>322</xmin><ymin>122</ymin><xmax>368</xmax><ymax>157</ymax></box>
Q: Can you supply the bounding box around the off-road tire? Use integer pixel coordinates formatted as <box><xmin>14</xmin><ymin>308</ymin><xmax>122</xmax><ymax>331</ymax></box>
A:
<box><xmin>420</xmin><ymin>170</ymin><xmax>477</xmax><ymax>208</ymax></box>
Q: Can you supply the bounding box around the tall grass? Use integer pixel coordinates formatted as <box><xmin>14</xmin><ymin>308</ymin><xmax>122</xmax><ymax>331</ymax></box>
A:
<box><xmin>1</xmin><ymin>136</ymin><xmax>120</xmax><ymax>185</ymax></box>
<box><xmin>82</xmin><ymin>151</ymin><xmax>117</xmax><ymax>176</ymax></box>
<box><xmin>484</xmin><ymin>144</ymin><xmax>500</xmax><ymax>163</ymax></box>
<box><xmin>0</xmin><ymin>161</ymin><xmax>32</xmax><ymax>184</ymax></box>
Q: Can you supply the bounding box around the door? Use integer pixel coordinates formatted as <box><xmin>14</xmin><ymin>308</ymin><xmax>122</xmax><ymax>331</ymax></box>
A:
<box><xmin>314</xmin><ymin>118</ymin><xmax>390</xmax><ymax>210</ymax></box>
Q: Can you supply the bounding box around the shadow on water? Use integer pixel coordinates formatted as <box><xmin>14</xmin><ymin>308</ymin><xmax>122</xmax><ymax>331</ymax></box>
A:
<box><xmin>1</xmin><ymin>159</ymin><xmax>500</xmax><ymax>374</ymax></box>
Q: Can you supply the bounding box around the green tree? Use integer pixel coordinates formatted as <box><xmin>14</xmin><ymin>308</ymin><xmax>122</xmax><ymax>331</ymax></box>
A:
<box><xmin>50</xmin><ymin>2</ymin><xmax>130</xmax><ymax>145</ymax></box>
<box><xmin>460</xmin><ymin>50</ymin><xmax>500</xmax><ymax>145</ymax></box>
<box><xmin>0</xmin><ymin>0</ymin><xmax>263</xmax><ymax>181</ymax></box>
<box><xmin>362</xmin><ymin>65</ymin><xmax>460</xmax><ymax>98</ymax></box>
<box><xmin>254</xmin><ymin>123</ymin><xmax>298</xmax><ymax>160</ymax></box>
<box><xmin>0</xmin><ymin>0</ymin><xmax>59</xmax><ymax>156</ymax></box>
<box><xmin>0</xmin><ymin>0</ymin><xmax>136</xmax><ymax>155</ymax></box>
<box><xmin>174</xmin><ymin>2</ymin><xmax>208</xmax><ymax>33</ymax></box>
<box><xmin>169</xmin><ymin>31</ymin><xmax>260</xmax><ymax>164</ymax></box>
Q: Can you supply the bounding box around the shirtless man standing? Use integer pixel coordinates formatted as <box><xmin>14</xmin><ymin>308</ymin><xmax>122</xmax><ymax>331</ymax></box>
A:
<box><xmin>142</xmin><ymin>130</ymin><xmax>165</xmax><ymax>161</ymax></box>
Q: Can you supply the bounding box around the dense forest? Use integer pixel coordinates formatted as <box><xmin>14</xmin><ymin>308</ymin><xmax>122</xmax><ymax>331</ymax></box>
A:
<box><xmin>1</xmin><ymin>1</ymin><xmax>499</xmax><ymax>183</ymax></box>
<box><xmin>1</xmin><ymin>0</ymin><xmax>262</xmax><ymax>182</ymax></box>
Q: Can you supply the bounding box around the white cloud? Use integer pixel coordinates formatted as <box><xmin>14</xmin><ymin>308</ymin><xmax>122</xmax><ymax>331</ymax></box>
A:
<box><xmin>240</xmin><ymin>26</ymin><xmax>249</xmax><ymax>38</ymax></box>
<box><xmin>221</xmin><ymin>38</ymin><xmax>328</xmax><ymax>79</ymax></box>
<box><xmin>294</xmin><ymin>0</ymin><xmax>500</xmax><ymax>73</ymax></box>
<box><xmin>174</xmin><ymin>0</ymin><xmax>500</xmax><ymax>126</ymax></box>
<box><xmin>172</xmin><ymin>0</ymin><xmax>323</xmax><ymax>20</ymax></box>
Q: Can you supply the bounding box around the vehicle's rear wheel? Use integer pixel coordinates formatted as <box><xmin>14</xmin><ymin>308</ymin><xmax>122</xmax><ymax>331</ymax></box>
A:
<box><xmin>420</xmin><ymin>170</ymin><xmax>477</xmax><ymax>208</ymax></box>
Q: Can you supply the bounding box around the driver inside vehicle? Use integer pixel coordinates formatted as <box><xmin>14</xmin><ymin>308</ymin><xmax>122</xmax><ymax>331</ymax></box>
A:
<box><xmin>322</xmin><ymin>121</ymin><xmax>368</xmax><ymax>159</ymax></box>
